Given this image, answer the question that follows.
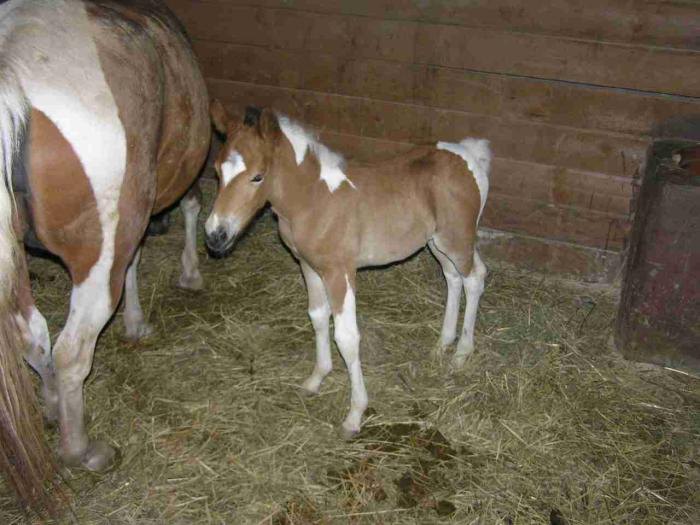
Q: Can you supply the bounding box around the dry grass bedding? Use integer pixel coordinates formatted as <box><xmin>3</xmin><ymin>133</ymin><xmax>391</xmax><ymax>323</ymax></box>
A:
<box><xmin>1</xmin><ymin>182</ymin><xmax>698</xmax><ymax>524</ymax></box>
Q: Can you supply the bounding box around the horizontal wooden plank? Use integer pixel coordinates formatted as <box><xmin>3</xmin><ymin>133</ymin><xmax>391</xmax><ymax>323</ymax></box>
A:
<box><xmin>194</xmin><ymin>40</ymin><xmax>700</xmax><ymax>137</ymax></box>
<box><xmin>477</xmin><ymin>228</ymin><xmax>623</xmax><ymax>283</ymax></box>
<box><xmin>208</xmin><ymin>79</ymin><xmax>649</xmax><ymax>179</ymax></box>
<box><xmin>420</xmin><ymin>67</ymin><xmax>700</xmax><ymax>138</ymax></box>
<box><xmin>483</xmin><ymin>193</ymin><xmax>629</xmax><ymax>250</ymax></box>
<box><xmin>168</xmin><ymin>1</ymin><xmax>416</xmax><ymax>62</ymax></box>
<box><xmin>167</xmin><ymin>0</ymin><xmax>700</xmax><ymax>51</ymax></box>
<box><xmin>170</xmin><ymin>1</ymin><xmax>700</xmax><ymax>95</ymax></box>
<box><xmin>414</xmin><ymin>24</ymin><xmax>700</xmax><ymax>97</ymax></box>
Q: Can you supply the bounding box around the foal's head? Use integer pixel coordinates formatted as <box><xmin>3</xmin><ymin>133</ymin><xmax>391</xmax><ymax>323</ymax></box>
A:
<box><xmin>205</xmin><ymin>101</ymin><xmax>279</xmax><ymax>257</ymax></box>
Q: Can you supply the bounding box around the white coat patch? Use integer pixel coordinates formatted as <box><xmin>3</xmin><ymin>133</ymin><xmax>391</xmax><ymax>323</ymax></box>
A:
<box><xmin>221</xmin><ymin>151</ymin><xmax>246</xmax><ymax>186</ymax></box>
<box><xmin>277</xmin><ymin>114</ymin><xmax>355</xmax><ymax>192</ymax></box>
<box><xmin>437</xmin><ymin>138</ymin><xmax>491</xmax><ymax>221</ymax></box>
<box><xmin>14</xmin><ymin>0</ymin><xmax>128</xmax><ymax>323</ymax></box>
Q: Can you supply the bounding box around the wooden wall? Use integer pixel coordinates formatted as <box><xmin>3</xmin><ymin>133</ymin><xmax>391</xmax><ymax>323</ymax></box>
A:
<box><xmin>166</xmin><ymin>0</ymin><xmax>700</xmax><ymax>280</ymax></box>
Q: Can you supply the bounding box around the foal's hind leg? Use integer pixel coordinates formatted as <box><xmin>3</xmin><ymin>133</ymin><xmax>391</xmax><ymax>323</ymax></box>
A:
<box><xmin>178</xmin><ymin>182</ymin><xmax>204</xmax><ymax>290</ymax></box>
<box><xmin>431</xmin><ymin>238</ymin><xmax>487</xmax><ymax>368</ymax></box>
<box><xmin>428</xmin><ymin>240</ymin><xmax>463</xmax><ymax>353</ymax></box>
<box><xmin>300</xmin><ymin>261</ymin><xmax>332</xmax><ymax>395</ymax></box>
<box><xmin>454</xmin><ymin>251</ymin><xmax>487</xmax><ymax>368</ymax></box>
<box><xmin>123</xmin><ymin>246</ymin><xmax>153</xmax><ymax>341</ymax></box>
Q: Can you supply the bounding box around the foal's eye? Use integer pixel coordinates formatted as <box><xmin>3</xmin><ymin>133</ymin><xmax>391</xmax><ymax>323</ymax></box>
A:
<box><xmin>251</xmin><ymin>173</ymin><xmax>263</xmax><ymax>183</ymax></box>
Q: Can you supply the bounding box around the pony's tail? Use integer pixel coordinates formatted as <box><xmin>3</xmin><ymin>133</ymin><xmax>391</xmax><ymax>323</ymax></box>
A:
<box><xmin>0</xmin><ymin>70</ymin><xmax>62</xmax><ymax>517</ymax></box>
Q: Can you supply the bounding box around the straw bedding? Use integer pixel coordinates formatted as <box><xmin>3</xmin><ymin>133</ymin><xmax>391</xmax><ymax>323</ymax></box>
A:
<box><xmin>0</xmin><ymin>180</ymin><xmax>698</xmax><ymax>524</ymax></box>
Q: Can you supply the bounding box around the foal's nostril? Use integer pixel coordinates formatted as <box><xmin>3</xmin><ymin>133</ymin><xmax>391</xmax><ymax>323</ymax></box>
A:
<box><xmin>206</xmin><ymin>227</ymin><xmax>234</xmax><ymax>258</ymax></box>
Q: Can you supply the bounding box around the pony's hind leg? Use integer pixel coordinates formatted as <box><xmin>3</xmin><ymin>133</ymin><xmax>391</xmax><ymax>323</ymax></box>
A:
<box><xmin>428</xmin><ymin>240</ymin><xmax>463</xmax><ymax>353</ymax></box>
<box><xmin>123</xmin><ymin>246</ymin><xmax>153</xmax><ymax>341</ymax></box>
<box><xmin>15</xmin><ymin>247</ymin><xmax>58</xmax><ymax>421</ymax></box>
<box><xmin>454</xmin><ymin>251</ymin><xmax>487</xmax><ymax>368</ymax></box>
<box><xmin>431</xmin><ymin>236</ymin><xmax>486</xmax><ymax>368</ymax></box>
<box><xmin>53</xmin><ymin>264</ymin><xmax>122</xmax><ymax>471</ymax></box>
<box><xmin>300</xmin><ymin>261</ymin><xmax>332</xmax><ymax>395</ymax></box>
<box><xmin>177</xmin><ymin>182</ymin><xmax>204</xmax><ymax>290</ymax></box>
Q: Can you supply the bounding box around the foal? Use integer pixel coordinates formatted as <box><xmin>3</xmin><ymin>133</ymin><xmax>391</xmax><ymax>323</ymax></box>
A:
<box><xmin>206</xmin><ymin>103</ymin><xmax>490</xmax><ymax>437</ymax></box>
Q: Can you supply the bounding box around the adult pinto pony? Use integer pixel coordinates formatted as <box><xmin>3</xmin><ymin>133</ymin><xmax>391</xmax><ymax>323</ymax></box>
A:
<box><xmin>0</xmin><ymin>0</ymin><xmax>209</xmax><ymax>511</ymax></box>
<box><xmin>206</xmin><ymin>103</ymin><xmax>490</xmax><ymax>438</ymax></box>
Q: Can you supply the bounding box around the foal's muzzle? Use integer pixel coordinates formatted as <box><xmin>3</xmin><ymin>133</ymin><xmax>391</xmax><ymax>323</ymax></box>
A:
<box><xmin>205</xmin><ymin>227</ymin><xmax>235</xmax><ymax>258</ymax></box>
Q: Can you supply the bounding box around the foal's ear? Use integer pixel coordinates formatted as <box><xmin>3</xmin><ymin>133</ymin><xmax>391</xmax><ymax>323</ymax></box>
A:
<box><xmin>244</xmin><ymin>106</ymin><xmax>262</xmax><ymax>127</ymax></box>
<box><xmin>258</xmin><ymin>108</ymin><xmax>280</xmax><ymax>140</ymax></box>
<box><xmin>210</xmin><ymin>99</ymin><xmax>230</xmax><ymax>135</ymax></box>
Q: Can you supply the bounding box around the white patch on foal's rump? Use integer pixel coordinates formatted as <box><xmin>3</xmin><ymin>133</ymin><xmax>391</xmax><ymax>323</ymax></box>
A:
<box><xmin>437</xmin><ymin>138</ymin><xmax>491</xmax><ymax>221</ymax></box>
<box><xmin>277</xmin><ymin>114</ymin><xmax>355</xmax><ymax>192</ymax></box>
<box><xmin>221</xmin><ymin>150</ymin><xmax>246</xmax><ymax>186</ymax></box>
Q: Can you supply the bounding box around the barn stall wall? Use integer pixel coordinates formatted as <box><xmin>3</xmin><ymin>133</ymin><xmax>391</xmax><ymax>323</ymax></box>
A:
<box><xmin>166</xmin><ymin>0</ymin><xmax>700</xmax><ymax>281</ymax></box>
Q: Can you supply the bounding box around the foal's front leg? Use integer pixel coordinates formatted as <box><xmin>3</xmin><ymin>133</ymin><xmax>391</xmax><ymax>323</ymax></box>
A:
<box><xmin>300</xmin><ymin>261</ymin><xmax>332</xmax><ymax>394</ymax></box>
<box><xmin>178</xmin><ymin>183</ymin><xmax>204</xmax><ymax>291</ymax></box>
<box><xmin>123</xmin><ymin>246</ymin><xmax>153</xmax><ymax>340</ymax></box>
<box><xmin>325</xmin><ymin>270</ymin><xmax>368</xmax><ymax>438</ymax></box>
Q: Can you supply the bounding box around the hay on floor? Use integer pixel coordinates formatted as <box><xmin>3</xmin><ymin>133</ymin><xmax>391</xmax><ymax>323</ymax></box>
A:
<box><xmin>1</xmin><ymin>181</ymin><xmax>698</xmax><ymax>524</ymax></box>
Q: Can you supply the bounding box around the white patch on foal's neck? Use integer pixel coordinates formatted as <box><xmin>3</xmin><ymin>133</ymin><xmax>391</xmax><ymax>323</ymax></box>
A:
<box><xmin>437</xmin><ymin>138</ymin><xmax>491</xmax><ymax>222</ymax></box>
<box><xmin>277</xmin><ymin>114</ymin><xmax>355</xmax><ymax>192</ymax></box>
<box><xmin>221</xmin><ymin>150</ymin><xmax>246</xmax><ymax>186</ymax></box>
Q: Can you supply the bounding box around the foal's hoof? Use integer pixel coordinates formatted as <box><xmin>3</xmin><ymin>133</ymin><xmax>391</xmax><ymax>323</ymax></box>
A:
<box><xmin>62</xmin><ymin>440</ymin><xmax>118</xmax><ymax>472</ymax></box>
<box><xmin>450</xmin><ymin>353</ymin><xmax>470</xmax><ymax>370</ymax></box>
<box><xmin>300</xmin><ymin>378</ymin><xmax>322</xmax><ymax>396</ymax></box>
<box><xmin>339</xmin><ymin>423</ymin><xmax>361</xmax><ymax>441</ymax></box>
<box><xmin>178</xmin><ymin>271</ymin><xmax>204</xmax><ymax>291</ymax></box>
<box><xmin>125</xmin><ymin>322</ymin><xmax>154</xmax><ymax>342</ymax></box>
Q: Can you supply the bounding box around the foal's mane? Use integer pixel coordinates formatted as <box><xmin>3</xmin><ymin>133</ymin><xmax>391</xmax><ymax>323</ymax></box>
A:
<box><xmin>275</xmin><ymin>113</ymin><xmax>353</xmax><ymax>191</ymax></box>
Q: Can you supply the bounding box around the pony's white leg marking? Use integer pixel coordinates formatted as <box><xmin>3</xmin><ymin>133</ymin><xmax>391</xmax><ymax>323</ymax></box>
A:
<box><xmin>428</xmin><ymin>240</ymin><xmax>462</xmax><ymax>350</ymax></box>
<box><xmin>454</xmin><ymin>251</ymin><xmax>487</xmax><ymax>368</ymax></box>
<box><xmin>178</xmin><ymin>191</ymin><xmax>204</xmax><ymax>290</ymax></box>
<box><xmin>26</xmin><ymin>306</ymin><xmax>51</xmax><ymax>360</ymax></box>
<box><xmin>300</xmin><ymin>262</ymin><xmax>332</xmax><ymax>394</ymax></box>
<box><xmin>53</xmin><ymin>267</ymin><xmax>116</xmax><ymax>470</ymax></box>
<box><xmin>123</xmin><ymin>247</ymin><xmax>153</xmax><ymax>340</ymax></box>
<box><xmin>16</xmin><ymin>306</ymin><xmax>58</xmax><ymax>420</ymax></box>
<box><xmin>333</xmin><ymin>275</ymin><xmax>367</xmax><ymax>438</ymax></box>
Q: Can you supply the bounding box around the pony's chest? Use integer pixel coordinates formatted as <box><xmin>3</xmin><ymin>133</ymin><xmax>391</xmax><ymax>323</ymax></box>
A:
<box><xmin>276</xmin><ymin>215</ymin><xmax>298</xmax><ymax>256</ymax></box>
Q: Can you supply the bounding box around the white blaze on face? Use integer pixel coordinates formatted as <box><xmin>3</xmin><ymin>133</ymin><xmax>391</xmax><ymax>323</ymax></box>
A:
<box><xmin>204</xmin><ymin>211</ymin><xmax>240</xmax><ymax>238</ymax></box>
<box><xmin>277</xmin><ymin>114</ymin><xmax>355</xmax><ymax>193</ymax></box>
<box><xmin>437</xmin><ymin>138</ymin><xmax>491</xmax><ymax>222</ymax></box>
<box><xmin>221</xmin><ymin>150</ymin><xmax>247</xmax><ymax>187</ymax></box>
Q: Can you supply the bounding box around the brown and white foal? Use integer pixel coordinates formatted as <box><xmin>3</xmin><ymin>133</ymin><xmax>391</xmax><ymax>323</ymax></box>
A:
<box><xmin>206</xmin><ymin>103</ymin><xmax>490</xmax><ymax>437</ymax></box>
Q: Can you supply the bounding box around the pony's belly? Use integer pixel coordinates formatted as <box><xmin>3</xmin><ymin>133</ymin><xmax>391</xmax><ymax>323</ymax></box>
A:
<box><xmin>358</xmin><ymin>229</ymin><xmax>428</xmax><ymax>267</ymax></box>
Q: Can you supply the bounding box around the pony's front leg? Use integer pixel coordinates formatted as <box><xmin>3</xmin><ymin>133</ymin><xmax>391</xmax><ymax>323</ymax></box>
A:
<box><xmin>53</xmin><ymin>270</ymin><xmax>118</xmax><ymax>471</ymax></box>
<box><xmin>300</xmin><ymin>261</ymin><xmax>332</xmax><ymax>394</ymax></box>
<box><xmin>123</xmin><ymin>246</ymin><xmax>153</xmax><ymax>340</ymax></box>
<box><xmin>326</xmin><ymin>270</ymin><xmax>368</xmax><ymax>439</ymax></box>
<box><xmin>177</xmin><ymin>182</ymin><xmax>204</xmax><ymax>290</ymax></box>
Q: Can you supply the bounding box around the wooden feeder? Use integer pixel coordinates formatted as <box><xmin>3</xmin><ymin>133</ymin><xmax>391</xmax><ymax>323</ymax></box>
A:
<box><xmin>616</xmin><ymin>141</ymin><xmax>700</xmax><ymax>370</ymax></box>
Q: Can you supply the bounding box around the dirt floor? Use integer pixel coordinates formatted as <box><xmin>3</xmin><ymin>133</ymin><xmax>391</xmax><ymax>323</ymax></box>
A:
<box><xmin>1</xmin><ymin>181</ymin><xmax>699</xmax><ymax>524</ymax></box>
